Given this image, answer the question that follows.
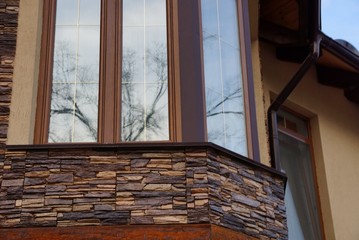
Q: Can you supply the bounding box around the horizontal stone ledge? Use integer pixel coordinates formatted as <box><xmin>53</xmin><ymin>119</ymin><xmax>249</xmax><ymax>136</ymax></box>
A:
<box><xmin>5</xmin><ymin>142</ymin><xmax>286</xmax><ymax>179</ymax></box>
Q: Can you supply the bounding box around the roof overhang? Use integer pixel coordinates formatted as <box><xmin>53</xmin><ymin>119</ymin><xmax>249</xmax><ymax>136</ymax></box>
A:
<box><xmin>259</xmin><ymin>0</ymin><xmax>359</xmax><ymax>104</ymax></box>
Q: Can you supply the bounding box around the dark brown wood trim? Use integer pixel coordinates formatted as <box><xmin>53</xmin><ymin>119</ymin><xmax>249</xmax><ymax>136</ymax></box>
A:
<box><xmin>171</xmin><ymin>0</ymin><xmax>182</xmax><ymax>142</ymax></box>
<box><xmin>316</xmin><ymin>64</ymin><xmax>359</xmax><ymax>89</ymax></box>
<box><xmin>167</xmin><ymin>0</ymin><xmax>177</xmax><ymax>142</ymax></box>
<box><xmin>34</xmin><ymin>0</ymin><xmax>57</xmax><ymax>144</ymax></box>
<box><xmin>278</xmin><ymin>126</ymin><xmax>309</xmax><ymax>144</ymax></box>
<box><xmin>177</xmin><ymin>0</ymin><xmax>206</xmax><ymax>142</ymax></box>
<box><xmin>98</xmin><ymin>0</ymin><xmax>106</xmax><ymax>143</ymax></box>
<box><xmin>197</xmin><ymin>0</ymin><xmax>208</xmax><ymax>142</ymax></box>
<box><xmin>238</xmin><ymin>0</ymin><xmax>260</xmax><ymax>161</ymax></box>
<box><xmin>115</xmin><ymin>0</ymin><xmax>122</xmax><ymax>142</ymax></box>
<box><xmin>345</xmin><ymin>86</ymin><xmax>359</xmax><ymax>103</ymax></box>
<box><xmin>98</xmin><ymin>0</ymin><xmax>118</xmax><ymax>143</ymax></box>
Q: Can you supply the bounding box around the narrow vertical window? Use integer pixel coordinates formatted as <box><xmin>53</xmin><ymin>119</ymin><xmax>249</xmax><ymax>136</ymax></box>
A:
<box><xmin>277</xmin><ymin>109</ymin><xmax>323</xmax><ymax>239</ymax></box>
<box><xmin>121</xmin><ymin>0</ymin><xmax>169</xmax><ymax>141</ymax></box>
<box><xmin>201</xmin><ymin>0</ymin><xmax>247</xmax><ymax>156</ymax></box>
<box><xmin>48</xmin><ymin>0</ymin><xmax>101</xmax><ymax>142</ymax></box>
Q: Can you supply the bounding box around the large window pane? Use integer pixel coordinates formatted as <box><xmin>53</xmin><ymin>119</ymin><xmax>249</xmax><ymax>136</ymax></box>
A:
<box><xmin>49</xmin><ymin>0</ymin><xmax>100</xmax><ymax>142</ymax></box>
<box><xmin>201</xmin><ymin>0</ymin><xmax>247</xmax><ymax>156</ymax></box>
<box><xmin>121</xmin><ymin>0</ymin><xmax>169</xmax><ymax>141</ymax></box>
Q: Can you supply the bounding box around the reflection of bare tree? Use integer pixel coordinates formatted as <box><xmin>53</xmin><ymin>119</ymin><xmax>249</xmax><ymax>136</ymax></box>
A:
<box><xmin>49</xmin><ymin>41</ymin><xmax>169</xmax><ymax>142</ymax></box>
<box><xmin>49</xmin><ymin>41</ymin><xmax>98</xmax><ymax>142</ymax></box>
<box><xmin>122</xmin><ymin>43</ymin><xmax>168</xmax><ymax>141</ymax></box>
<box><xmin>206</xmin><ymin>87</ymin><xmax>244</xmax><ymax>143</ymax></box>
<box><xmin>203</xmin><ymin>32</ymin><xmax>245</xmax><ymax>147</ymax></box>
<box><xmin>206</xmin><ymin>88</ymin><xmax>243</xmax><ymax>117</ymax></box>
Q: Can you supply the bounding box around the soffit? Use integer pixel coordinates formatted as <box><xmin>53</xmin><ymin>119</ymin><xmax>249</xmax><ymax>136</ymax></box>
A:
<box><xmin>259</xmin><ymin>0</ymin><xmax>305</xmax><ymax>45</ymax></box>
<box><xmin>259</xmin><ymin>0</ymin><xmax>359</xmax><ymax>103</ymax></box>
<box><xmin>260</xmin><ymin>0</ymin><xmax>299</xmax><ymax>31</ymax></box>
<box><xmin>318</xmin><ymin>49</ymin><xmax>358</xmax><ymax>73</ymax></box>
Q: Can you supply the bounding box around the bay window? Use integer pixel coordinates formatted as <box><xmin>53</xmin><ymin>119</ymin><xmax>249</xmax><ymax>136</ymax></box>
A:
<box><xmin>32</xmin><ymin>0</ymin><xmax>258</xmax><ymax>158</ymax></box>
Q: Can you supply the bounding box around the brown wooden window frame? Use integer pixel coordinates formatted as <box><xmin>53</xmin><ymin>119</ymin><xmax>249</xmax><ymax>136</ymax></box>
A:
<box><xmin>276</xmin><ymin>107</ymin><xmax>325</xmax><ymax>238</ymax></box>
<box><xmin>197</xmin><ymin>0</ymin><xmax>259</xmax><ymax>160</ymax></box>
<box><xmin>34</xmin><ymin>0</ymin><xmax>177</xmax><ymax>144</ymax></box>
<box><xmin>34</xmin><ymin>0</ymin><xmax>259</xmax><ymax>161</ymax></box>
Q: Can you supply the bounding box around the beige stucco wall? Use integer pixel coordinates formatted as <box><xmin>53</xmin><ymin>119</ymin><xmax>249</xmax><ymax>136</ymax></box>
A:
<box><xmin>248</xmin><ymin>0</ymin><xmax>271</xmax><ymax>167</ymax></box>
<box><xmin>258</xmin><ymin>42</ymin><xmax>359</xmax><ymax>240</ymax></box>
<box><xmin>8</xmin><ymin>0</ymin><xmax>43</xmax><ymax>144</ymax></box>
<box><xmin>251</xmin><ymin>40</ymin><xmax>271</xmax><ymax>166</ymax></box>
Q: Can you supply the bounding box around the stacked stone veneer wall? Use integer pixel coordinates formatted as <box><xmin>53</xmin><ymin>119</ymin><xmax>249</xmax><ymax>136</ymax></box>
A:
<box><xmin>1</xmin><ymin>146</ymin><xmax>287</xmax><ymax>239</ymax></box>
<box><xmin>0</xmin><ymin>1</ymin><xmax>18</xmax><ymax>146</ymax></box>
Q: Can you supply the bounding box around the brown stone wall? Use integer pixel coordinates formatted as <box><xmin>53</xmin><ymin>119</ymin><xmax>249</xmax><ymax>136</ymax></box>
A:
<box><xmin>0</xmin><ymin>1</ymin><xmax>19</xmax><ymax>226</ymax></box>
<box><xmin>207</xmin><ymin>150</ymin><xmax>286</xmax><ymax>238</ymax></box>
<box><xmin>1</xmin><ymin>146</ymin><xmax>287</xmax><ymax>239</ymax></box>
<box><xmin>0</xmin><ymin>1</ymin><xmax>18</xmax><ymax>145</ymax></box>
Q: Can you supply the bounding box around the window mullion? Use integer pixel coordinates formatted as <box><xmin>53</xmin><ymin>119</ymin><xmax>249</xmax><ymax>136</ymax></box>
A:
<box><xmin>98</xmin><ymin>0</ymin><xmax>120</xmax><ymax>143</ymax></box>
<box><xmin>177</xmin><ymin>0</ymin><xmax>206</xmax><ymax>142</ymax></box>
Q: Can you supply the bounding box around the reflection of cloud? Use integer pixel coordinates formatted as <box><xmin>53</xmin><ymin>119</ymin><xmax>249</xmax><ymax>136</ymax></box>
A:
<box><xmin>123</xmin><ymin>0</ymin><xmax>166</xmax><ymax>27</ymax></box>
<box><xmin>56</xmin><ymin>0</ymin><xmax>101</xmax><ymax>25</ymax></box>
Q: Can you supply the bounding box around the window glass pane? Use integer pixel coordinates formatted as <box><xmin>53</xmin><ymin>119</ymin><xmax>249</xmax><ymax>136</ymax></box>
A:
<box><xmin>56</xmin><ymin>0</ymin><xmax>78</xmax><ymax>25</ymax></box>
<box><xmin>221</xmin><ymin>42</ymin><xmax>242</xmax><ymax>98</ymax></box>
<box><xmin>121</xmin><ymin>83</ymin><xmax>145</xmax><ymax>141</ymax></box>
<box><xmin>123</xmin><ymin>0</ymin><xmax>144</xmax><ymax>27</ymax></box>
<box><xmin>277</xmin><ymin>109</ymin><xmax>308</xmax><ymax>137</ymax></box>
<box><xmin>322</xmin><ymin>0</ymin><xmax>359</xmax><ymax>54</ymax></box>
<box><xmin>73</xmin><ymin>83</ymin><xmax>98</xmax><ymax>142</ymax></box>
<box><xmin>202</xmin><ymin>32</ymin><xmax>221</xmax><ymax>92</ymax></box>
<box><xmin>279</xmin><ymin>132</ymin><xmax>323</xmax><ymax>240</ymax></box>
<box><xmin>49</xmin><ymin>0</ymin><xmax>100</xmax><ymax>142</ymax></box>
<box><xmin>218</xmin><ymin>0</ymin><xmax>239</xmax><ymax>48</ymax></box>
<box><xmin>201</xmin><ymin>0</ymin><xmax>218</xmax><ymax>36</ymax></box>
<box><xmin>145</xmin><ymin>0</ymin><xmax>167</xmax><ymax>26</ymax></box>
<box><xmin>48</xmin><ymin>84</ymin><xmax>74</xmax><ymax>142</ymax></box>
<box><xmin>121</xmin><ymin>0</ymin><xmax>169</xmax><ymax>141</ymax></box>
<box><xmin>79</xmin><ymin>0</ymin><xmax>101</xmax><ymax>25</ymax></box>
<box><xmin>201</xmin><ymin>0</ymin><xmax>247</xmax><ymax>156</ymax></box>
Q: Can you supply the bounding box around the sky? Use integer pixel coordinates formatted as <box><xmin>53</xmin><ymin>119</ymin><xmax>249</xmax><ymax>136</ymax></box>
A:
<box><xmin>321</xmin><ymin>0</ymin><xmax>359</xmax><ymax>51</ymax></box>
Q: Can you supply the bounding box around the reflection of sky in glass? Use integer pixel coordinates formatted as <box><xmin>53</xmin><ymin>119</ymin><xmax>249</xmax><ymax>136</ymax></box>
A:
<box><xmin>49</xmin><ymin>0</ymin><xmax>100</xmax><ymax>143</ymax></box>
<box><xmin>202</xmin><ymin>0</ymin><xmax>247</xmax><ymax>156</ymax></box>
<box><xmin>322</xmin><ymin>0</ymin><xmax>359</xmax><ymax>52</ymax></box>
<box><xmin>121</xmin><ymin>0</ymin><xmax>169</xmax><ymax>141</ymax></box>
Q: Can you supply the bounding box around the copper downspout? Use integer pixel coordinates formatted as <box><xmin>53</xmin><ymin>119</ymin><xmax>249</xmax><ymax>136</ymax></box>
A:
<box><xmin>267</xmin><ymin>38</ymin><xmax>321</xmax><ymax>169</ymax></box>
